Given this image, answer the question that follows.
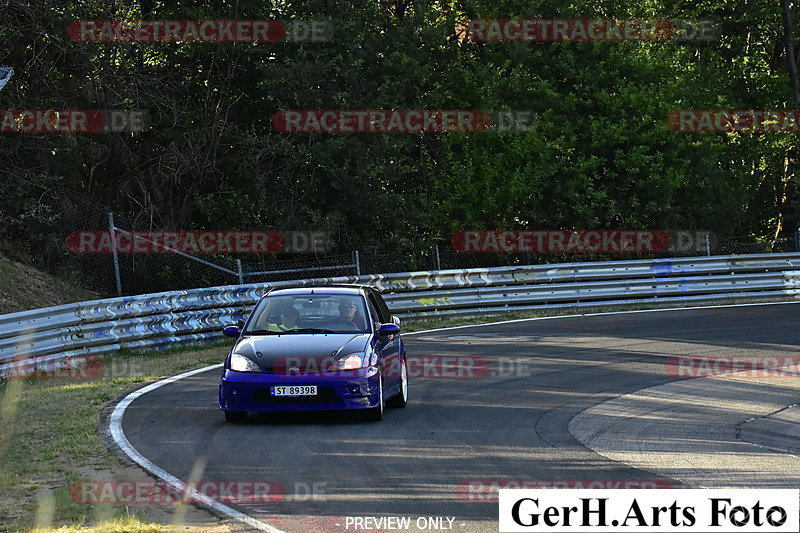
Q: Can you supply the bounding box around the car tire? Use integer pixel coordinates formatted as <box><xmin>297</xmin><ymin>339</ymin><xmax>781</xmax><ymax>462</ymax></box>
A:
<box><xmin>363</xmin><ymin>375</ymin><xmax>384</xmax><ymax>422</ymax></box>
<box><xmin>224</xmin><ymin>410</ymin><xmax>247</xmax><ymax>423</ymax></box>
<box><xmin>386</xmin><ymin>357</ymin><xmax>408</xmax><ymax>408</ymax></box>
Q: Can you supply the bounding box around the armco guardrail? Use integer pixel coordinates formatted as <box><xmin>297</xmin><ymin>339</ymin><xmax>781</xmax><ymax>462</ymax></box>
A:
<box><xmin>1</xmin><ymin>253</ymin><xmax>799</xmax><ymax>375</ymax></box>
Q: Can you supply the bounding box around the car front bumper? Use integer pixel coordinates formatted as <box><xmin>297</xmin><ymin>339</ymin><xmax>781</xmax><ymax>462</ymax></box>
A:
<box><xmin>218</xmin><ymin>367</ymin><xmax>381</xmax><ymax>412</ymax></box>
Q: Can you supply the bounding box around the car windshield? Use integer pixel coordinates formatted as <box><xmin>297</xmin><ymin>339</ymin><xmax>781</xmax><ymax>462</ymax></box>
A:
<box><xmin>242</xmin><ymin>293</ymin><xmax>371</xmax><ymax>334</ymax></box>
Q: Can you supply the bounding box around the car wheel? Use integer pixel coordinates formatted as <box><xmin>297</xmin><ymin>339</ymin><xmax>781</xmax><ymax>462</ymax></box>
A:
<box><xmin>386</xmin><ymin>357</ymin><xmax>408</xmax><ymax>408</ymax></box>
<box><xmin>363</xmin><ymin>375</ymin><xmax>384</xmax><ymax>421</ymax></box>
<box><xmin>224</xmin><ymin>410</ymin><xmax>247</xmax><ymax>423</ymax></box>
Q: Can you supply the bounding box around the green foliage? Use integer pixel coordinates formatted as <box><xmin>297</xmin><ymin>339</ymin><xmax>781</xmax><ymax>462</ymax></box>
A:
<box><xmin>1</xmin><ymin>0</ymin><xmax>798</xmax><ymax>276</ymax></box>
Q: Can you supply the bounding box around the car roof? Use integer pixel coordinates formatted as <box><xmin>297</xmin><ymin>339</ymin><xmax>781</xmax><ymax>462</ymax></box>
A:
<box><xmin>262</xmin><ymin>285</ymin><xmax>368</xmax><ymax>298</ymax></box>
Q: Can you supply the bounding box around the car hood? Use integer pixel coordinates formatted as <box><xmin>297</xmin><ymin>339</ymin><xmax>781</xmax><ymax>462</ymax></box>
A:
<box><xmin>232</xmin><ymin>333</ymin><xmax>372</xmax><ymax>373</ymax></box>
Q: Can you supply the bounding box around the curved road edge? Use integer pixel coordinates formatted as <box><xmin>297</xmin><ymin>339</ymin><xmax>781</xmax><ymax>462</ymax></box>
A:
<box><xmin>569</xmin><ymin>367</ymin><xmax>800</xmax><ymax>488</ymax></box>
<box><xmin>103</xmin><ymin>363</ymin><xmax>288</xmax><ymax>533</ymax></box>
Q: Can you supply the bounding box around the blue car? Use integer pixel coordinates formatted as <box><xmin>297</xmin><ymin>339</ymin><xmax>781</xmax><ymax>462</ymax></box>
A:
<box><xmin>219</xmin><ymin>285</ymin><xmax>408</xmax><ymax>422</ymax></box>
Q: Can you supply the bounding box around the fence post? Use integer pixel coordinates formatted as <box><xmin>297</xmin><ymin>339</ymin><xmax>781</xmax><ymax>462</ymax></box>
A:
<box><xmin>796</xmin><ymin>230</ymin><xmax>800</xmax><ymax>252</ymax></box>
<box><xmin>434</xmin><ymin>244</ymin><xmax>441</xmax><ymax>270</ymax></box>
<box><xmin>353</xmin><ymin>250</ymin><xmax>361</xmax><ymax>276</ymax></box>
<box><xmin>705</xmin><ymin>234</ymin><xmax>711</xmax><ymax>256</ymax></box>
<box><xmin>107</xmin><ymin>212</ymin><xmax>123</xmax><ymax>297</ymax></box>
<box><xmin>236</xmin><ymin>259</ymin><xmax>243</xmax><ymax>285</ymax></box>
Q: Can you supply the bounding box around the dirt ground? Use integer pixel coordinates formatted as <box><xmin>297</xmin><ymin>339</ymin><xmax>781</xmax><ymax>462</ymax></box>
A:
<box><xmin>0</xmin><ymin>253</ymin><xmax>97</xmax><ymax>315</ymax></box>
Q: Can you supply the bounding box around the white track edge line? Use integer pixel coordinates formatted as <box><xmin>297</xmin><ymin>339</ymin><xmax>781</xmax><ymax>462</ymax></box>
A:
<box><xmin>401</xmin><ymin>300</ymin><xmax>799</xmax><ymax>336</ymax></box>
<box><xmin>109</xmin><ymin>363</ymin><xmax>287</xmax><ymax>533</ymax></box>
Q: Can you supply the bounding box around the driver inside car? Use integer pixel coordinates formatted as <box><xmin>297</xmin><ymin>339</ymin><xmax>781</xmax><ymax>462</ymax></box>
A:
<box><xmin>335</xmin><ymin>297</ymin><xmax>366</xmax><ymax>329</ymax></box>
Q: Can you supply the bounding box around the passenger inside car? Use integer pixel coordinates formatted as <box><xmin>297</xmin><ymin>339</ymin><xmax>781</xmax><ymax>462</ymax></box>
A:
<box><xmin>268</xmin><ymin>306</ymin><xmax>300</xmax><ymax>332</ymax></box>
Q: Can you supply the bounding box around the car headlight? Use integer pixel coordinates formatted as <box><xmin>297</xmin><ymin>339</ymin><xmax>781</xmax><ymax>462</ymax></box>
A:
<box><xmin>230</xmin><ymin>353</ymin><xmax>261</xmax><ymax>372</ymax></box>
<box><xmin>326</xmin><ymin>353</ymin><xmax>368</xmax><ymax>371</ymax></box>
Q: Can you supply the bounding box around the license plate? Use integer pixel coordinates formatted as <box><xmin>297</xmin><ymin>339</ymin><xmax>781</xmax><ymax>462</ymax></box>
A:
<box><xmin>271</xmin><ymin>385</ymin><xmax>317</xmax><ymax>397</ymax></box>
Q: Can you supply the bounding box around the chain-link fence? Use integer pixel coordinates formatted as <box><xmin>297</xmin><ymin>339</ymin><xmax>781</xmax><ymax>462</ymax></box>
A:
<box><xmin>35</xmin><ymin>187</ymin><xmax>800</xmax><ymax>298</ymax></box>
<box><xmin>41</xmin><ymin>188</ymin><xmax>362</xmax><ymax>296</ymax></box>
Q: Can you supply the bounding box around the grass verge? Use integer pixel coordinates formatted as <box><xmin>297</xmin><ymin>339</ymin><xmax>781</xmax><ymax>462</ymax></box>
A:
<box><xmin>0</xmin><ymin>342</ymin><xmax>231</xmax><ymax>533</ymax></box>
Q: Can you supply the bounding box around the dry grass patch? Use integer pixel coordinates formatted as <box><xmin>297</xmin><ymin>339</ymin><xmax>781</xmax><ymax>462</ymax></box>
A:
<box><xmin>0</xmin><ymin>343</ymin><xmax>231</xmax><ymax>533</ymax></box>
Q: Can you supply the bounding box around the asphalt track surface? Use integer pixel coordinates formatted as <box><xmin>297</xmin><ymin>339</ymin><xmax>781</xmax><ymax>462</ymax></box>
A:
<box><xmin>116</xmin><ymin>303</ymin><xmax>800</xmax><ymax>532</ymax></box>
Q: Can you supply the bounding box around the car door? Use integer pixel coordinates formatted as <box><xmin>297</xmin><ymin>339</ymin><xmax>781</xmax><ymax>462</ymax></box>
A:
<box><xmin>366</xmin><ymin>289</ymin><xmax>401</xmax><ymax>394</ymax></box>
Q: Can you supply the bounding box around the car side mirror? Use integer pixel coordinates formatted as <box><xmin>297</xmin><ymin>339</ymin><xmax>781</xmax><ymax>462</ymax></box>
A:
<box><xmin>223</xmin><ymin>325</ymin><xmax>240</xmax><ymax>338</ymax></box>
<box><xmin>378</xmin><ymin>323</ymin><xmax>400</xmax><ymax>336</ymax></box>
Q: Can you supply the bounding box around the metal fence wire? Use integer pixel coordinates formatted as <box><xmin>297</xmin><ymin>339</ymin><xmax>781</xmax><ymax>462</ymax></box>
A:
<box><xmin>36</xmin><ymin>187</ymin><xmax>800</xmax><ymax>298</ymax></box>
<box><xmin>42</xmin><ymin>188</ymin><xmax>362</xmax><ymax>296</ymax></box>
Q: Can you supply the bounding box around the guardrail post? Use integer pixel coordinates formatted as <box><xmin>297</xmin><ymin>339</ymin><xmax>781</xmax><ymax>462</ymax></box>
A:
<box><xmin>236</xmin><ymin>259</ymin><xmax>243</xmax><ymax>285</ymax></box>
<box><xmin>353</xmin><ymin>250</ymin><xmax>361</xmax><ymax>276</ymax></box>
<box><xmin>796</xmin><ymin>230</ymin><xmax>800</xmax><ymax>252</ymax></box>
<box><xmin>107</xmin><ymin>212</ymin><xmax>123</xmax><ymax>297</ymax></box>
